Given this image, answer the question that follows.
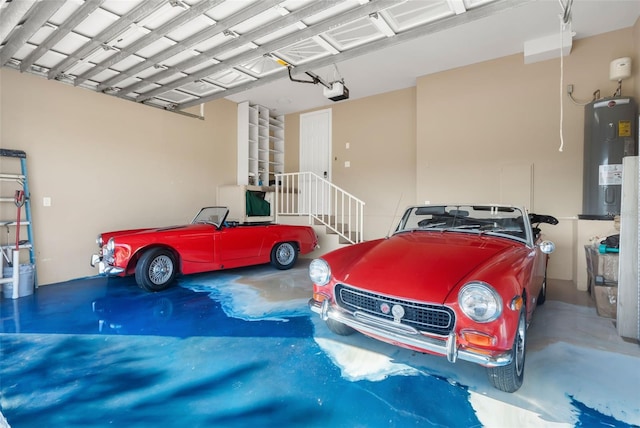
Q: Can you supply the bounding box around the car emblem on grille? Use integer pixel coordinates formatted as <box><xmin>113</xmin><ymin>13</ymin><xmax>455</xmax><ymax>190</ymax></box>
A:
<box><xmin>392</xmin><ymin>304</ymin><xmax>405</xmax><ymax>322</ymax></box>
<box><xmin>380</xmin><ymin>302</ymin><xmax>390</xmax><ymax>314</ymax></box>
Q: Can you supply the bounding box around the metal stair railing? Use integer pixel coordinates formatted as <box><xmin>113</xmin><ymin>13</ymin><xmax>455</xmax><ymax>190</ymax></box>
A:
<box><xmin>275</xmin><ymin>172</ymin><xmax>365</xmax><ymax>244</ymax></box>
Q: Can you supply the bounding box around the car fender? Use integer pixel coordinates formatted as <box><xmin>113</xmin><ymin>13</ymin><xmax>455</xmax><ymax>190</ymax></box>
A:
<box><xmin>268</xmin><ymin>225</ymin><xmax>317</xmax><ymax>255</ymax></box>
<box><xmin>446</xmin><ymin>244</ymin><xmax>533</xmax><ymax>351</ymax></box>
<box><xmin>321</xmin><ymin>239</ymin><xmax>385</xmax><ymax>279</ymax></box>
<box><xmin>124</xmin><ymin>244</ymin><xmax>181</xmax><ymax>276</ymax></box>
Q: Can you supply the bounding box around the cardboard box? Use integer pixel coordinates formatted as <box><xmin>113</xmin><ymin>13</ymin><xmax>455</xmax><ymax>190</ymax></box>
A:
<box><xmin>594</xmin><ymin>285</ymin><xmax>617</xmax><ymax>319</ymax></box>
<box><xmin>584</xmin><ymin>246</ymin><xmax>619</xmax><ymax>299</ymax></box>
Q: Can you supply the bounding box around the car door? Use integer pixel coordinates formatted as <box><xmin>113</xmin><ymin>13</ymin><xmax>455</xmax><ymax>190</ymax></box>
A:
<box><xmin>218</xmin><ymin>225</ymin><xmax>268</xmax><ymax>265</ymax></box>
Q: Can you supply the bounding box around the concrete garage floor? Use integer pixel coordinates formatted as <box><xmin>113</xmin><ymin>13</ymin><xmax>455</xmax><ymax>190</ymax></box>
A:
<box><xmin>1</xmin><ymin>260</ymin><xmax>639</xmax><ymax>427</ymax></box>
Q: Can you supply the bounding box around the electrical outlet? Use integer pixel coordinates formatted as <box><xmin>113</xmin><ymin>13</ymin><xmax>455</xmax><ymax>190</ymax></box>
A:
<box><xmin>567</xmin><ymin>84</ymin><xmax>574</xmax><ymax>94</ymax></box>
<box><xmin>43</xmin><ymin>197</ymin><xmax>51</xmax><ymax>207</ymax></box>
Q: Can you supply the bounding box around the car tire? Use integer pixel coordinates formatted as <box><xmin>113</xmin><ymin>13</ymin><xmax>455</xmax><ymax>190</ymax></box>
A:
<box><xmin>326</xmin><ymin>318</ymin><xmax>355</xmax><ymax>336</ymax></box>
<box><xmin>135</xmin><ymin>248</ymin><xmax>177</xmax><ymax>292</ymax></box>
<box><xmin>487</xmin><ymin>310</ymin><xmax>526</xmax><ymax>393</ymax></box>
<box><xmin>537</xmin><ymin>274</ymin><xmax>547</xmax><ymax>306</ymax></box>
<box><xmin>270</xmin><ymin>242</ymin><xmax>298</xmax><ymax>270</ymax></box>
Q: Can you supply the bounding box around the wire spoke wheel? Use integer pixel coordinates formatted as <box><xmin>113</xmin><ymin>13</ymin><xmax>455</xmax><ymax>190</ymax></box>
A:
<box><xmin>514</xmin><ymin>314</ymin><xmax>526</xmax><ymax>376</ymax></box>
<box><xmin>271</xmin><ymin>242</ymin><xmax>298</xmax><ymax>270</ymax></box>
<box><xmin>149</xmin><ymin>255</ymin><xmax>174</xmax><ymax>285</ymax></box>
<box><xmin>487</xmin><ymin>310</ymin><xmax>527</xmax><ymax>392</ymax></box>
<box><xmin>136</xmin><ymin>248</ymin><xmax>177</xmax><ymax>292</ymax></box>
<box><xmin>276</xmin><ymin>243</ymin><xmax>295</xmax><ymax>265</ymax></box>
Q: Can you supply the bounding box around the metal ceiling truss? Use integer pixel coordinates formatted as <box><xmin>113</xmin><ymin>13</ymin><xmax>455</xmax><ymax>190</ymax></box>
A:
<box><xmin>73</xmin><ymin>0</ymin><xmax>226</xmax><ymax>86</ymax></box>
<box><xmin>115</xmin><ymin>0</ymin><xmax>315</xmax><ymax>99</ymax></box>
<box><xmin>0</xmin><ymin>0</ymin><xmax>514</xmax><ymax>117</ymax></box>
<box><xmin>179</xmin><ymin>0</ymin><xmax>527</xmax><ymax>110</ymax></box>
<box><xmin>96</xmin><ymin>0</ymin><xmax>279</xmax><ymax>92</ymax></box>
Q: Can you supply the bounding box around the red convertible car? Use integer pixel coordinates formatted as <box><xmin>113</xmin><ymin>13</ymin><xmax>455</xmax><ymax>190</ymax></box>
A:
<box><xmin>91</xmin><ymin>207</ymin><xmax>317</xmax><ymax>292</ymax></box>
<box><xmin>308</xmin><ymin>204</ymin><xmax>557</xmax><ymax>392</ymax></box>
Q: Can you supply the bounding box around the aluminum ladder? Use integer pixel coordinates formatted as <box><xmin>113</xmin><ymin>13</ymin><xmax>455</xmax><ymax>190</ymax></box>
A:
<box><xmin>0</xmin><ymin>149</ymin><xmax>36</xmax><ymax>295</ymax></box>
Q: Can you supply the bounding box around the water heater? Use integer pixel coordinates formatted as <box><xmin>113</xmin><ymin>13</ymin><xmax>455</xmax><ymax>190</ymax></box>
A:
<box><xmin>580</xmin><ymin>96</ymin><xmax>638</xmax><ymax>219</ymax></box>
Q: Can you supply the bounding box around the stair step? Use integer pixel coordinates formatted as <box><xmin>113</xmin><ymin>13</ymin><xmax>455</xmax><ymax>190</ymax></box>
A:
<box><xmin>325</xmin><ymin>224</ymin><xmax>349</xmax><ymax>234</ymax></box>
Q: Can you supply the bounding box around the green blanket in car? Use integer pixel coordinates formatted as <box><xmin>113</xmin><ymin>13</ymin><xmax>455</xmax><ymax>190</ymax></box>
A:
<box><xmin>246</xmin><ymin>191</ymin><xmax>271</xmax><ymax>216</ymax></box>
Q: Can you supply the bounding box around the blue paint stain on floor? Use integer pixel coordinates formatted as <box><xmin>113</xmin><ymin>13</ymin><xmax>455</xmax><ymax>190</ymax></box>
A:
<box><xmin>569</xmin><ymin>396</ymin><xmax>637</xmax><ymax>428</ymax></box>
<box><xmin>0</xmin><ymin>269</ymin><xmax>480</xmax><ymax>427</ymax></box>
<box><xmin>1</xmin><ymin>265</ymin><xmax>638</xmax><ymax>427</ymax></box>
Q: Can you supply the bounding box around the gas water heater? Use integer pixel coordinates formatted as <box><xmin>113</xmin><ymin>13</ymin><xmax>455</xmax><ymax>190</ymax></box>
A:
<box><xmin>580</xmin><ymin>96</ymin><xmax>638</xmax><ymax>219</ymax></box>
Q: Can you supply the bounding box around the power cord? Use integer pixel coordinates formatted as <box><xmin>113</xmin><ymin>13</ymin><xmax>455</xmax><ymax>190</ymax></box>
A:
<box><xmin>566</xmin><ymin>85</ymin><xmax>597</xmax><ymax>106</ymax></box>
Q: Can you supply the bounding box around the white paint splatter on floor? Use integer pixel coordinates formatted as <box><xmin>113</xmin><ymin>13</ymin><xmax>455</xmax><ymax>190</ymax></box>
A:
<box><xmin>190</xmin><ymin>266</ymin><xmax>640</xmax><ymax>427</ymax></box>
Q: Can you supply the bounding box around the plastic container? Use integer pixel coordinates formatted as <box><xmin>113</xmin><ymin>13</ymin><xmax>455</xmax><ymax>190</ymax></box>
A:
<box><xmin>2</xmin><ymin>264</ymin><xmax>35</xmax><ymax>299</ymax></box>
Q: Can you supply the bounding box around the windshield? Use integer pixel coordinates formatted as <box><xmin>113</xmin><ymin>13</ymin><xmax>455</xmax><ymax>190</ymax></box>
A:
<box><xmin>395</xmin><ymin>204</ymin><xmax>530</xmax><ymax>243</ymax></box>
<box><xmin>191</xmin><ymin>207</ymin><xmax>229</xmax><ymax>227</ymax></box>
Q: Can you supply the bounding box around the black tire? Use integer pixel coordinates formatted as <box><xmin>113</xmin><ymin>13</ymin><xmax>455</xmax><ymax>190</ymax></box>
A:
<box><xmin>135</xmin><ymin>248</ymin><xmax>177</xmax><ymax>292</ymax></box>
<box><xmin>270</xmin><ymin>242</ymin><xmax>298</xmax><ymax>270</ymax></box>
<box><xmin>326</xmin><ymin>318</ymin><xmax>355</xmax><ymax>336</ymax></box>
<box><xmin>537</xmin><ymin>274</ymin><xmax>547</xmax><ymax>306</ymax></box>
<box><xmin>487</xmin><ymin>310</ymin><xmax>526</xmax><ymax>393</ymax></box>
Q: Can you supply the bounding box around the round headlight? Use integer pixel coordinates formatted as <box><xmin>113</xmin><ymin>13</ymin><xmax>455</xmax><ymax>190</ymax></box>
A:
<box><xmin>309</xmin><ymin>258</ymin><xmax>331</xmax><ymax>286</ymax></box>
<box><xmin>96</xmin><ymin>234</ymin><xmax>104</xmax><ymax>247</ymax></box>
<box><xmin>539</xmin><ymin>240</ymin><xmax>555</xmax><ymax>254</ymax></box>
<box><xmin>458</xmin><ymin>282</ymin><xmax>502</xmax><ymax>323</ymax></box>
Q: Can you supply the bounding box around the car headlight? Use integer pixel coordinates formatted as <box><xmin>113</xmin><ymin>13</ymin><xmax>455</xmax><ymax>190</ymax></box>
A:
<box><xmin>309</xmin><ymin>258</ymin><xmax>331</xmax><ymax>286</ymax></box>
<box><xmin>539</xmin><ymin>240</ymin><xmax>555</xmax><ymax>254</ymax></box>
<box><xmin>96</xmin><ymin>234</ymin><xmax>103</xmax><ymax>247</ymax></box>
<box><xmin>103</xmin><ymin>237</ymin><xmax>116</xmax><ymax>260</ymax></box>
<box><xmin>458</xmin><ymin>282</ymin><xmax>502</xmax><ymax>323</ymax></box>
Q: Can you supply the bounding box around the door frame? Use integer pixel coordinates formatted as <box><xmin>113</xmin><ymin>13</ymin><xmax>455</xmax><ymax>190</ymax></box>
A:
<box><xmin>299</xmin><ymin>108</ymin><xmax>332</xmax><ymax>215</ymax></box>
<box><xmin>299</xmin><ymin>108</ymin><xmax>332</xmax><ymax>181</ymax></box>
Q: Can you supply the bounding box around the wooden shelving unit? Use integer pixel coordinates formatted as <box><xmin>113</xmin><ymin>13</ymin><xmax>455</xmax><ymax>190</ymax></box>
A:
<box><xmin>237</xmin><ymin>101</ymin><xmax>284</xmax><ymax>186</ymax></box>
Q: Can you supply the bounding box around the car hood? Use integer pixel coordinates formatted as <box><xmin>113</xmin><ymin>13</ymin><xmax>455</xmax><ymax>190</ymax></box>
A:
<box><xmin>102</xmin><ymin>224</ymin><xmax>209</xmax><ymax>241</ymax></box>
<box><xmin>328</xmin><ymin>231</ymin><xmax>516</xmax><ymax>304</ymax></box>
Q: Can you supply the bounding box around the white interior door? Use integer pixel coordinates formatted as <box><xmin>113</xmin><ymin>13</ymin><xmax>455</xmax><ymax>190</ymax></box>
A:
<box><xmin>300</xmin><ymin>108</ymin><xmax>332</xmax><ymax>214</ymax></box>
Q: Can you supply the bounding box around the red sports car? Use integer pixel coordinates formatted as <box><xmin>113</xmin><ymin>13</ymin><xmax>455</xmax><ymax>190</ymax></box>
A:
<box><xmin>91</xmin><ymin>207</ymin><xmax>317</xmax><ymax>292</ymax></box>
<box><xmin>308</xmin><ymin>204</ymin><xmax>557</xmax><ymax>392</ymax></box>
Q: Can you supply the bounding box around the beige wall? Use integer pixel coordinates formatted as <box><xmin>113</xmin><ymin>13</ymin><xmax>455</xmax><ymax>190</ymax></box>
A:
<box><xmin>1</xmin><ymin>24</ymin><xmax>637</xmax><ymax>286</ymax></box>
<box><xmin>286</xmin><ymin>27</ymin><xmax>637</xmax><ymax>284</ymax></box>
<box><xmin>285</xmin><ymin>88</ymin><xmax>417</xmax><ymax>238</ymax></box>
<box><xmin>417</xmin><ymin>27</ymin><xmax>635</xmax><ymax>282</ymax></box>
<box><xmin>635</xmin><ymin>17</ymin><xmax>640</xmax><ymax>100</ymax></box>
<box><xmin>0</xmin><ymin>68</ymin><xmax>237</xmax><ymax>285</ymax></box>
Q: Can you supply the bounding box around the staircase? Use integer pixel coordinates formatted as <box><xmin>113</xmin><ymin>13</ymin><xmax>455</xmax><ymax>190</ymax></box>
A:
<box><xmin>274</xmin><ymin>172</ymin><xmax>365</xmax><ymax>255</ymax></box>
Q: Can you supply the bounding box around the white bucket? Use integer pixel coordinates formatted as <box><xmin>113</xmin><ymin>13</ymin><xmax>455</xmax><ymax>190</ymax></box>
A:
<box><xmin>2</xmin><ymin>264</ymin><xmax>35</xmax><ymax>299</ymax></box>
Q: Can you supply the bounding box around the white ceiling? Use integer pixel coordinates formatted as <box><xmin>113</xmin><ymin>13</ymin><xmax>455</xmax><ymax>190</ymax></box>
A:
<box><xmin>1</xmin><ymin>0</ymin><xmax>638</xmax><ymax>117</ymax></box>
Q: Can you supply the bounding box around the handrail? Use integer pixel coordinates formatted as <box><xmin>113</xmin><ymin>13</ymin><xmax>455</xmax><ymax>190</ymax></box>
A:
<box><xmin>275</xmin><ymin>172</ymin><xmax>365</xmax><ymax>244</ymax></box>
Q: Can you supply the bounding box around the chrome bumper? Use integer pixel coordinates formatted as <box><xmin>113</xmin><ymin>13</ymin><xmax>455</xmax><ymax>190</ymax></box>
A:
<box><xmin>90</xmin><ymin>254</ymin><xmax>125</xmax><ymax>275</ymax></box>
<box><xmin>309</xmin><ymin>298</ymin><xmax>512</xmax><ymax>368</ymax></box>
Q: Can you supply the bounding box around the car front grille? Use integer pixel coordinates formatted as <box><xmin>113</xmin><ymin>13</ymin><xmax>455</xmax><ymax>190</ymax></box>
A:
<box><xmin>335</xmin><ymin>284</ymin><xmax>455</xmax><ymax>336</ymax></box>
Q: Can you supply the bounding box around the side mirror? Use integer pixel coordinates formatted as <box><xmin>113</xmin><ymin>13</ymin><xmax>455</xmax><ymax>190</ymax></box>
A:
<box><xmin>539</xmin><ymin>240</ymin><xmax>555</xmax><ymax>254</ymax></box>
